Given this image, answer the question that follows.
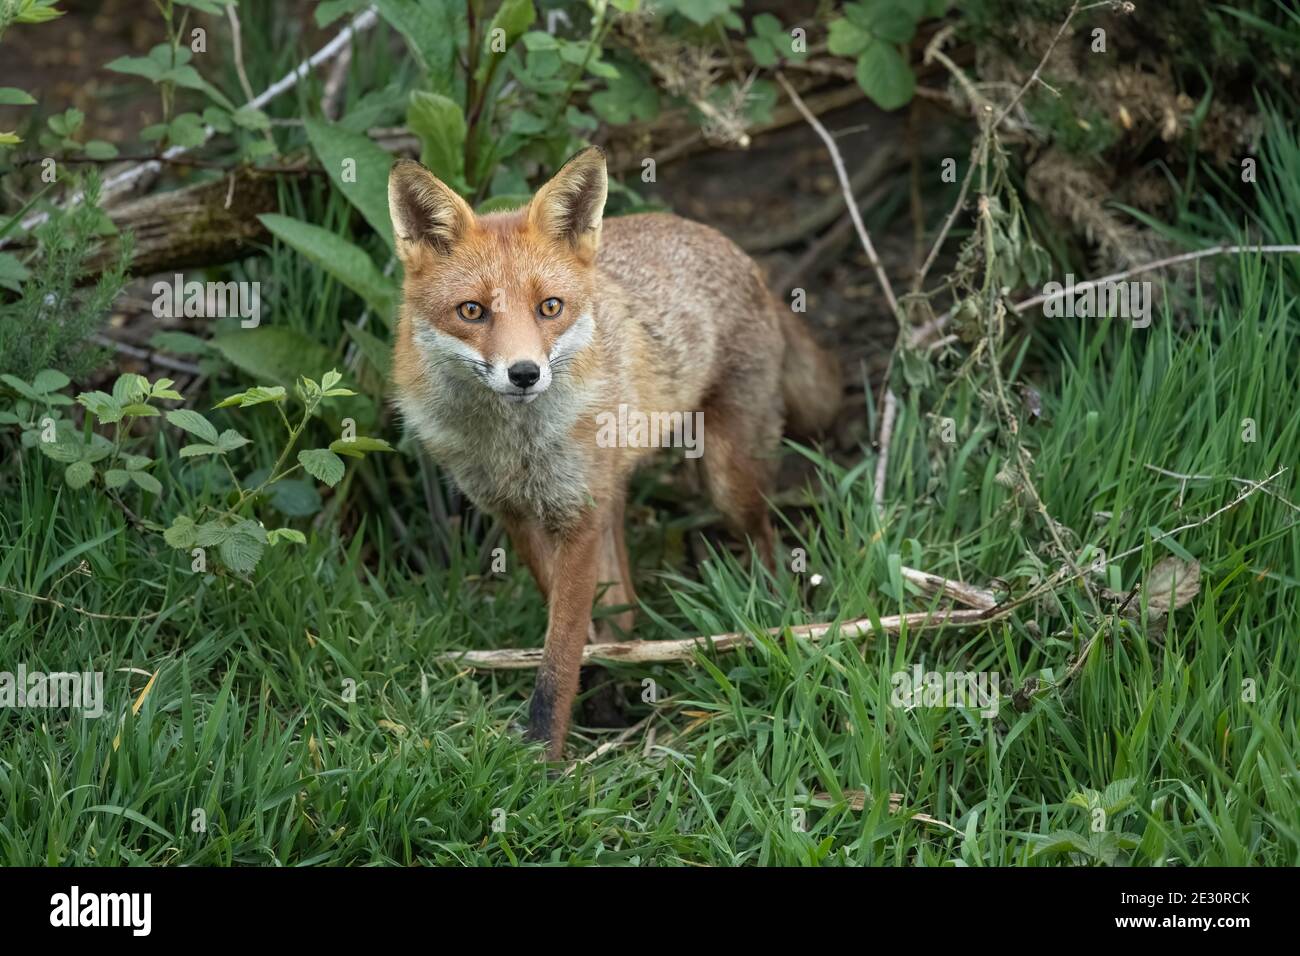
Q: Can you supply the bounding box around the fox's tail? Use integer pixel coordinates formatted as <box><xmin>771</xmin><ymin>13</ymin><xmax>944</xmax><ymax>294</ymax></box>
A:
<box><xmin>779</xmin><ymin>311</ymin><xmax>842</xmax><ymax>439</ymax></box>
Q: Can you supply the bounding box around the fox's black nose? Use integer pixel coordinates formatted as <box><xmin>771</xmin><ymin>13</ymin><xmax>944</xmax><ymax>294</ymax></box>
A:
<box><xmin>507</xmin><ymin>361</ymin><xmax>540</xmax><ymax>389</ymax></box>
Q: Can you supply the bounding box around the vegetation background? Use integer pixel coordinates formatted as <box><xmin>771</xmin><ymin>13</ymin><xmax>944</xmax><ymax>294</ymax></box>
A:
<box><xmin>0</xmin><ymin>0</ymin><xmax>1297</xmax><ymax>865</ymax></box>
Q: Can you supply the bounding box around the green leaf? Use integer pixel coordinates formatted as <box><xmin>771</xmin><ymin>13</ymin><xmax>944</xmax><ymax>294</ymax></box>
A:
<box><xmin>329</xmin><ymin>436</ymin><xmax>394</xmax><ymax>458</ymax></box>
<box><xmin>163</xmin><ymin>515</ymin><xmax>198</xmax><ymax>549</ymax></box>
<box><xmin>195</xmin><ymin>521</ymin><xmax>232</xmax><ymax>547</ymax></box>
<box><xmin>263</xmin><ymin>478</ymin><xmax>321</xmax><ymax>517</ymax></box>
<box><xmin>372</xmin><ymin>0</ymin><xmax>459</xmax><ymax>88</ymax></box>
<box><xmin>131</xmin><ymin>472</ymin><xmax>163</xmax><ymax>495</ymax></box>
<box><xmin>479</xmin><ymin>0</ymin><xmax>535</xmax><ymax>82</ymax></box>
<box><xmin>64</xmin><ymin>460</ymin><xmax>93</xmax><ymax>489</ymax></box>
<box><xmin>0</xmin><ymin>252</ymin><xmax>30</xmax><ymax>292</ymax></box>
<box><xmin>166</xmin><ymin>409</ymin><xmax>220</xmax><ymax>444</ymax></box>
<box><xmin>120</xmin><ymin>403</ymin><xmax>160</xmax><ymax>417</ymax></box>
<box><xmin>76</xmin><ymin>391</ymin><xmax>124</xmax><ymax>424</ymax></box>
<box><xmin>210</xmin><ymin>327</ymin><xmax>333</xmax><ymax>390</ymax></box>
<box><xmin>149</xmin><ymin>331</ymin><xmax>211</xmax><ymax>356</ymax></box>
<box><xmin>304</xmin><ymin>118</ymin><xmax>397</xmax><ymax>250</ymax></box>
<box><xmin>218</xmin><ymin>530</ymin><xmax>265</xmax><ymax>574</ymax></box>
<box><xmin>267</xmin><ymin>528</ymin><xmax>307</xmax><ymax>546</ymax></box>
<box><xmin>855</xmin><ymin>40</ymin><xmax>915</xmax><ymax>111</ymax></box>
<box><xmin>217</xmin><ymin>429</ymin><xmax>251</xmax><ymax>453</ymax></box>
<box><xmin>0</xmin><ymin>88</ymin><xmax>37</xmax><ymax>106</ymax></box>
<box><xmin>676</xmin><ymin>0</ymin><xmax>736</xmax><ymax>27</ymax></box>
<box><xmin>344</xmin><ymin>321</ymin><xmax>393</xmax><ymax>378</ymax></box>
<box><xmin>179</xmin><ymin>443</ymin><xmax>221</xmax><ymax>458</ymax></box>
<box><xmin>827</xmin><ymin>18</ymin><xmax>871</xmax><ymax>57</ymax></box>
<box><xmin>258</xmin><ymin>214</ymin><xmax>396</xmax><ymax>319</ymax></box>
<box><xmin>105</xmin><ymin>54</ymin><xmax>166</xmax><ymax>83</ymax></box>
<box><xmin>406</xmin><ymin>91</ymin><xmax>467</xmax><ymax>189</ymax></box>
<box><xmin>112</xmin><ymin>373</ymin><xmax>149</xmax><ymax>404</ymax></box>
<box><xmin>298</xmin><ymin>449</ymin><xmax>346</xmax><ymax>487</ymax></box>
<box><xmin>168</xmin><ymin>112</ymin><xmax>208</xmax><ymax>148</ymax></box>
<box><xmin>83</xmin><ymin>140</ymin><xmax>119</xmax><ymax>160</ymax></box>
<box><xmin>745</xmin><ymin>36</ymin><xmax>778</xmax><ymax>68</ymax></box>
<box><xmin>237</xmin><ymin>386</ymin><xmax>287</xmax><ymax>408</ymax></box>
<box><xmin>231</xmin><ymin>105</ymin><xmax>270</xmax><ymax>131</ymax></box>
<box><xmin>32</xmin><ymin>369</ymin><xmax>70</xmax><ymax>394</ymax></box>
<box><xmin>104</xmin><ymin>469</ymin><xmax>131</xmax><ymax>489</ymax></box>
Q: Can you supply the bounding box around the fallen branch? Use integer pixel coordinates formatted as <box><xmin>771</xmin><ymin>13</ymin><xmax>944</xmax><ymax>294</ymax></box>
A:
<box><xmin>440</xmin><ymin>606</ymin><xmax>990</xmax><ymax>670</ymax></box>
<box><xmin>900</xmin><ymin>566</ymin><xmax>998</xmax><ymax>610</ymax></box>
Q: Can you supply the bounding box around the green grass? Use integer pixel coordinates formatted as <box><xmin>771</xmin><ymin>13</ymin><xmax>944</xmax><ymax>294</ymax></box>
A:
<box><xmin>1</xmin><ymin>243</ymin><xmax>1297</xmax><ymax>865</ymax></box>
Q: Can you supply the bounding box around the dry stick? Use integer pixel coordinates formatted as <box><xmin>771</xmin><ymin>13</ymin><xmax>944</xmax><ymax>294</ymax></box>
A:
<box><xmin>441</xmin><ymin>469</ymin><xmax>1279</xmax><ymax>672</ymax></box>
<box><xmin>872</xmin><ymin>388</ymin><xmax>898</xmax><ymax>512</ymax></box>
<box><xmin>775</xmin><ymin>71</ymin><xmax>899</xmax><ymax>317</ymax></box>
<box><xmin>441</xmin><ymin>608</ymin><xmax>990</xmax><ymax>670</ymax></box>
<box><xmin>1</xmin><ymin>5</ymin><xmax>380</xmax><ymax>247</ymax></box>
<box><xmin>0</xmin><ymin>584</ymin><xmax>168</xmax><ymax>622</ymax></box>
<box><xmin>913</xmin><ymin>246</ymin><xmax>1300</xmax><ymax>347</ymax></box>
<box><xmin>773</xmin><ymin>71</ymin><xmax>906</xmax><ymax>516</ymax></box>
<box><xmin>986</xmin><ymin>467</ymin><xmax>1288</xmax><ymax>623</ymax></box>
<box><xmin>1145</xmin><ymin>463</ymin><xmax>1300</xmax><ymax>515</ymax></box>
<box><xmin>900</xmin><ymin>566</ymin><xmax>998</xmax><ymax>610</ymax></box>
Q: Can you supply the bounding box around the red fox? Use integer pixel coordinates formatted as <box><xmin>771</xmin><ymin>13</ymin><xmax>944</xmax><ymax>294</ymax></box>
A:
<box><xmin>388</xmin><ymin>147</ymin><xmax>841</xmax><ymax>758</ymax></box>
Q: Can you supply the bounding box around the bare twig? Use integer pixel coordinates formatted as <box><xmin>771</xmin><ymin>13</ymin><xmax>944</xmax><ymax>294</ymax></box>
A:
<box><xmin>775</xmin><ymin>71</ymin><xmax>900</xmax><ymax>318</ymax></box>
<box><xmin>900</xmin><ymin>566</ymin><xmax>998</xmax><ymax>610</ymax></box>
<box><xmin>0</xmin><ymin>583</ymin><xmax>170</xmax><ymax>621</ymax></box>
<box><xmin>913</xmin><ymin>246</ymin><xmax>1300</xmax><ymax>347</ymax></box>
<box><xmin>872</xmin><ymin>389</ymin><xmax>898</xmax><ymax>513</ymax></box>
<box><xmin>440</xmin><ymin>607</ymin><xmax>990</xmax><ymax>670</ymax></box>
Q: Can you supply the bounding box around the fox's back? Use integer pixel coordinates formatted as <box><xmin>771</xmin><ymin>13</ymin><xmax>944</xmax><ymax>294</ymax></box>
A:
<box><xmin>593</xmin><ymin>213</ymin><xmax>783</xmax><ymax>411</ymax></box>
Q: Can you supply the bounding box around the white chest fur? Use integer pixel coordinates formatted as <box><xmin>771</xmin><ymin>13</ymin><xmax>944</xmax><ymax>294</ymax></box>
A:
<box><xmin>399</xmin><ymin>375</ymin><xmax>594</xmax><ymax>529</ymax></box>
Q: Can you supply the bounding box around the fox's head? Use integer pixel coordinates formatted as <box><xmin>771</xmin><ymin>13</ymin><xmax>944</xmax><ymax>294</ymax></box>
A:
<box><xmin>388</xmin><ymin>146</ymin><xmax>608</xmax><ymax>405</ymax></box>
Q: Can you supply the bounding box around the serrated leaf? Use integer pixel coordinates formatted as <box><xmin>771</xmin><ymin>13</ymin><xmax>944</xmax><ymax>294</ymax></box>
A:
<box><xmin>179</xmin><ymin>443</ymin><xmax>221</xmax><ymax>458</ymax></box>
<box><xmin>65</xmin><ymin>460</ymin><xmax>93</xmax><ymax>489</ymax></box>
<box><xmin>163</xmin><ymin>515</ymin><xmax>198</xmax><ymax>549</ymax></box>
<box><xmin>218</xmin><ymin>532</ymin><xmax>264</xmax><ymax>574</ymax></box>
<box><xmin>217</xmin><ymin>429</ymin><xmax>251</xmax><ymax>453</ymax></box>
<box><xmin>855</xmin><ymin>39</ymin><xmax>915</xmax><ymax>111</ymax></box>
<box><xmin>166</xmin><ymin>408</ymin><xmax>220</xmax><ymax>444</ymax></box>
<box><xmin>298</xmin><ymin>448</ymin><xmax>345</xmax><ymax>487</ymax></box>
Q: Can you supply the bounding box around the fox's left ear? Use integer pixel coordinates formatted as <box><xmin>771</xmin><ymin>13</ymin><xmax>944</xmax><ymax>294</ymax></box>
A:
<box><xmin>528</xmin><ymin>146</ymin><xmax>608</xmax><ymax>262</ymax></box>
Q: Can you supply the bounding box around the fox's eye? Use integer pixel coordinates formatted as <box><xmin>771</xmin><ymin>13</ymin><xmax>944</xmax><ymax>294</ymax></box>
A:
<box><xmin>539</xmin><ymin>297</ymin><xmax>563</xmax><ymax>318</ymax></box>
<box><xmin>456</xmin><ymin>301</ymin><xmax>485</xmax><ymax>322</ymax></box>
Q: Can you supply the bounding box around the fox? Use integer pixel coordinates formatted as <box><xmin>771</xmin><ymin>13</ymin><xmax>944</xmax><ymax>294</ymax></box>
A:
<box><xmin>388</xmin><ymin>146</ymin><xmax>841</xmax><ymax>759</ymax></box>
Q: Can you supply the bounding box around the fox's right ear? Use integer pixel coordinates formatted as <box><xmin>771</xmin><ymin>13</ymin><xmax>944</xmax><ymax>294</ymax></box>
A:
<box><xmin>388</xmin><ymin>160</ymin><xmax>474</xmax><ymax>260</ymax></box>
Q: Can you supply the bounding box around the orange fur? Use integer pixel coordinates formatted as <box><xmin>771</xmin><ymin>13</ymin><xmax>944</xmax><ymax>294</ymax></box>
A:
<box><xmin>389</xmin><ymin>147</ymin><xmax>840</xmax><ymax>758</ymax></box>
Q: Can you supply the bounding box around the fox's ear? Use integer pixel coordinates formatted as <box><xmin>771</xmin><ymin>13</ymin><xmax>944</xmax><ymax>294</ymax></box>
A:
<box><xmin>528</xmin><ymin>146</ymin><xmax>607</xmax><ymax>261</ymax></box>
<box><xmin>388</xmin><ymin>159</ymin><xmax>474</xmax><ymax>260</ymax></box>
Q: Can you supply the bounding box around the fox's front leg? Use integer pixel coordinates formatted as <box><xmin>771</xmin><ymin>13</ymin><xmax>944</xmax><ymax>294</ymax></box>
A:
<box><xmin>525</xmin><ymin>510</ymin><xmax>603</xmax><ymax>759</ymax></box>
